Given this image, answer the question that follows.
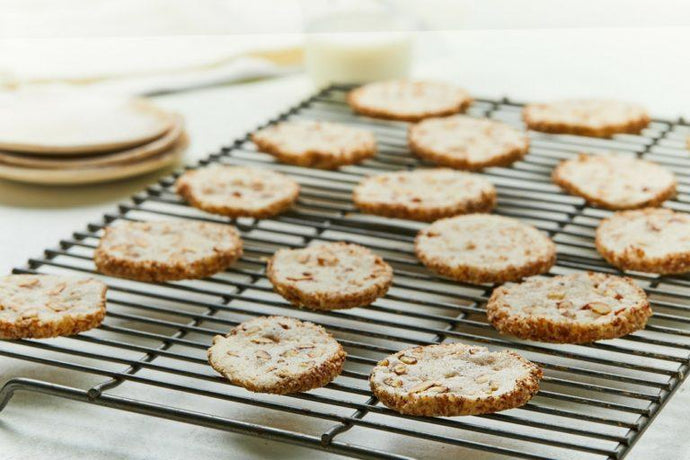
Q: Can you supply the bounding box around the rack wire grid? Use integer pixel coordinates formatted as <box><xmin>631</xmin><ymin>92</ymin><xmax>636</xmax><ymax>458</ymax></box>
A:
<box><xmin>2</xmin><ymin>84</ymin><xmax>690</xmax><ymax>460</ymax></box>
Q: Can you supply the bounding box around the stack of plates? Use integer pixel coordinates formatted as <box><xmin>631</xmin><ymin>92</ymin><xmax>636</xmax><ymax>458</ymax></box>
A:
<box><xmin>0</xmin><ymin>89</ymin><xmax>187</xmax><ymax>185</ymax></box>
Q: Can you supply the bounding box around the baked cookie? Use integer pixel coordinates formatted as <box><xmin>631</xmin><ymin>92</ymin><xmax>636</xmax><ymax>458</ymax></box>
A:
<box><xmin>523</xmin><ymin>99</ymin><xmax>650</xmax><ymax>137</ymax></box>
<box><xmin>415</xmin><ymin>214</ymin><xmax>556</xmax><ymax>284</ymax></box>
<box><xmin>552</xmin><ymin>154</ymin><xmax>676</xmax><ymax>210</ymax></box>
<box><xmin>94</xmin><ymin>220</ymin><xmax>243</xmax><ymax>282</ymax></box>
<box><xmin>353</xmin><ymin>168</ymin><xmax>496</xmax><ymax>222</ymax></box>
<box><xmin>0</xmin><ymin>275</ymin><xmax>107</xmax><ymax>339</ymax></box>
<box><xmin>266</xmin><ymin>242</ymin><xmax>393</xmax><ymax>310</ymax></box>
<box><xmin>208</xmin><ymin>316</ymin><xmax>346</xmax><ymax>394</ymax></box>
<box><xmin>408</xmin><ymin>116</ymin><xmax>529</xmax><ymax>170</ymax></box>
<box><xmin>487</xmin><ymin>272</ymin><xmax>652</xmax><ymax>343</ymax></box>
<box><xmin>370</xmin><ymin>343</ymin><xmax>542</xmax><ymax>416</ymax></box>
<box><xmin>596</xmin><ymin>208</ymin><xmax>690</xmax><ymax>274</ymax></box>
<box><xmin>347</xmin><ymin>80</ymin><xmax>472</xmax><ymax>122</ymax></box>
<box><xmin>176</xmin><ymin>165</ymin><xmax>300</xmax><ymax>218</ymax></box>
<box><xmin>251</xmin><ymin>121</ymin><xmax>376</xmax><ymax>169</ymax></box>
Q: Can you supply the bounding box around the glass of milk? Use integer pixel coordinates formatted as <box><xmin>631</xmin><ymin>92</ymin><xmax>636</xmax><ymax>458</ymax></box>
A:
<box><xmin>303</xmin><ymin>1</ymin><xmax>415</xmax><ymax>88</ymax></box>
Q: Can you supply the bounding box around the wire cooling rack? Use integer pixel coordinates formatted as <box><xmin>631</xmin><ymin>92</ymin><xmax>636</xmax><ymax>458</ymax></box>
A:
<box><xmin>2</xmin><ymin>84</ymin><xmax>690</xmax><ymax>459</ymax></box>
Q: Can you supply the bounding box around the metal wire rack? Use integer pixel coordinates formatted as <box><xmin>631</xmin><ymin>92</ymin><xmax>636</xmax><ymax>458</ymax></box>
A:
<box><xmin>2</xmin><ymin>84</ymin><xmax>690</xmax><ymax>459</ymax></box>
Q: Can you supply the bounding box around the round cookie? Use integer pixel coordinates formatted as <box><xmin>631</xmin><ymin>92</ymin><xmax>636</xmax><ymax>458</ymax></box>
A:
<box><xmin>552</xmin><ymin>154</ymin><xmax>676</xmax><ymax>210</ymax></box>
<box><xmin>94</xmin><ymin>220</ymin><xmax>243</xmax><ymax>282</ymax></box>
<box><xmin>266</xmin><ymin>242</ymin><xmax>393</xmax><ymax>310</ymax></box>
<box><xmin>347</xmin><ymin>80</ymin><xmax>472</xmax><ymax>122</ymax></box>
<box><xmin>251</xmin><ymin>121</ymin><xmax>376</xmax><ymax>169</ymax></box>
<box><xmin>370</xmin><ymin>343</ymin><xmax>542</xmax><ymax>416</ymax></box>
<box><xmin>596</xmin><ymin>208</ymin><xmax>690</xmax><ymax>274</ymax></box>
<box><xmin>208</xmin><ymin>316</ymin><xmax>346</xmax><ymax>394</ymax></box>
<box><xmin>0</xmin><ymin>275</ymin><xmax>107</xmax><ymax>339</ymax></box>
<box><xmin>486</xmin><ymin>272</ymin><xmax>652</xmax><ymax>343</ymax></box>
<box><xmin>523</xmin><ymin>99</ymin><xmax>650</xmax><ymax>137</ymax></box>
<box><xmin>408</xmin><ymin>116</ymin><xmax>529</xmax><ymax>170</ymax></box>
<box><xmin>176</xmin><ymin>165</ymin><xmax>300</xmax><ymax>218</ymax></box>
<box><xmin>353</xmin><ymin>168</ymin><xmax>496</xmax><ymax>222</ymax></box>
<box><xmin>415</xmin><ymin>214</ymin><xmax>556</xmax><ymax>284</ymax></box>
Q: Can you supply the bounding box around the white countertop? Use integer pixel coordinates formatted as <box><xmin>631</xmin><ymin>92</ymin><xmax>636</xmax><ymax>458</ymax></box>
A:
<box><xmin>2</xmin><ymin>28</ymin><xmax>690</xmax><ymax>459</ymax></box>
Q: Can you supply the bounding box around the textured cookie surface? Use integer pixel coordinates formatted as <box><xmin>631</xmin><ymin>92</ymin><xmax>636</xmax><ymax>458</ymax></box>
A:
<box><xmin>370</xmin><ymin>343</ymin><xmax>542</xmax><ymax>416</ymax></box>
<box><xmin>94</xmin><ymin>220</ymin><xmax>243</xmax><ymax>282</ymax></box>
<box><xmin>553</xmin><ymin>154</ymin><xmax>676</xmax><ymax>210</ymax></box>
<box><xmin>208</xmin><ymin>316</ymin><xmax>346</xmax><ymax>394</ymax></box>
<box><xmin>596</xmin><ymin>208</ymin><xmax>690</xmax><ymax>274</ymax></box>
<box><xmin>251</xmin><ymin>121</ymin><xmax>376</xmax><ymax>169</ymax></box>
<box><xmin>415</xmin><ymin>214</ymin><xmax>556</xmax><ymax>284</ymax></box>
<box><xmin>353</xmin><ymin>168</ymin><xmax>496</xmax><ymax>221</ymax></box>
<box><xmin>523</xmin><ymin>99</ymin><xmax>650</xmax><ymax>137</ymax></box>
<box><xmin>408</xmin><ymin>116</ymin><xmax>528</xmax><ymax>170</ymax></box>
<box><xmin>176</xmin><ymin>165</ymin><xmax>300</xmax><ymax>218</ymax></box>
<box><xmin>267</xmin><ymin>242</ymin><xmax>393</xmax><ymax>310</ymax></box>
<box><xmin>347</xmin><ymin>80</ymin><xmax>472</xmax><ymax>122</ymax></box>
<box><xmin>0</xmin><ymin>275</ymin><xmax>107</xmax><ymax>339</ymax></box>
<box><xmin>487</xmin><ymin>272</ymin><xmax>652</xmax><ymax>343</ymax></box>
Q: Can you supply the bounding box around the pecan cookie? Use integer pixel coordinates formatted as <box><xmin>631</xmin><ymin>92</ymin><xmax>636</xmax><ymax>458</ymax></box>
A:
<box><xmin>94</xmin><ymin>220</ymin><xmax>243</xmax><ymax>282</ymax></box>
<box><xmin>415</xmin><ymin>214</ymin><xmax>556</xmax><ymax>284</ymax></box>
<box><xmin>0</xmin><ymin>275</ymin><xmax>107</xmax><ymax>339</ymax></box>
<box><xmin>266</xmin><ymin>242</ymin><xmax>393</xmax><ymax>310</ymax></box>
<box><xmin>208</xmin><ymin>316</ymin><xmax>346</xmax><ymax>394</ymax></box>
<box><xmin>523</xmin><ymin>99</ymin><xmax>650</xmax><ymax>137</ymax></box>
<box><xmin>370</xmin><ymin>343</ymin><xmax>542</xmax><ymax>416</ymax></box>
<box><xmin>347</xmin><ymin>80</ymin><xmax>472</xmax><ymax>122</ymax></box>
<box><xmin>596</xmin><ymin>208</ymin><xmax>690</xmax><ymax>274</ymax></box>
<box><xmin>176</xmin><ymin>165</ymin><xmax>300</xmax><ymax>218</ymax></box>
<box><xmin>487</xmin><ymin>272</ymin><xmax>652</xmax><ymax>343</ymax></box>
<box><xmin>408</xmin><ymin>115</ymin><xmax>529</xmax><ymax>170</ymax></box>
<box><xmin>353</xmin><ymin>168</ymin><xmax>496</xmax><ymax>222</ymax></box>
<box><xmin>553</xmin><ymin>154</ymin><xmax>676</xmax><ymax>210</ymax></box>
<box><xmin>251</xmin><ymin>121</ymin><xmax>376</xmax><ymax>169</ymax></box>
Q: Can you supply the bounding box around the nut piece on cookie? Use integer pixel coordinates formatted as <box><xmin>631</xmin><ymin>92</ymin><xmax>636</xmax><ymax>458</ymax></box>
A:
<box><xmin>176</xmin><ymin>165</ymin><xmax>300</xmax><ymax>218</ymax></box>
<box><xmin>353</xmin><ymin>168</ymin><xmax>496</xmax><ymax>222</ymax></box>
<box><xmin>370</xmin><ymin>343</ymin><xmax>542</xmax><ymax>416</ymax></box>
<box><xmin>347</xmin><ymin>80</ymin><xmax>472</xmax><ymax>122</ymax></box>
<box><xmin>251</xmin><ymin>121</ymin><xmax>376</xmax><ymax>169</ymax></box>
<box><xmin>415</xmin><ymin>214</ymin><xmax>556</xmax><ymax>284</ymax></box>
<box><xmin>553</xmin><ymin>154</ymin><xmax>676</xmax><ymax>210</ymax></box>
<box><xmin>487</xmin><ymin>272</ymin><xmax>652</xmax><ymax>343</ymax></box>
<box><xmin>0</xmin><ymin>275</ymin><xmax>107</xmax><ymax>339</ymax></box>
<box><xmin>523</xmin><ymin>99</ymin><xmax>650</xmax><ymax>137</ymax></box>
<box><xmin>596</xmin><ymin>208</ymin><xmax>690</xmax><ymax>274</ymax></box>
<box><xmin>94</xmin><ymin>220</ymin><xmax>243</xmax><ymax>282</ymax></box>
<box><xmin>408</xmin><ymin>115</ymin><xmax>529</xmax><ymax>170</ymax></box>
<box><xmin>266</xmin><ymin>242</ymin><xmax>393</xmax><ymax>310</ymax></box>
<box><xmin>207</xmin><ymin>316</ymin><xmax>346</xmax><ymax>394</ymax></box>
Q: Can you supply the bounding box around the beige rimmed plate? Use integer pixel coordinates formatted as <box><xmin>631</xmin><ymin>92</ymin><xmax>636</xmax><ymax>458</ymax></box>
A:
<box><xmin>0</xmin><ymin>114</ymin><xmax>184</xmax><ymax>169</ymax></box>
<box><xmin>0</xmin><ymin>90</ymin><xmax>174</xmax><ymax>155</ymax></box>
<box><xmin>0</xmin><ymin>134</ymin><xmax>188</xmax><ymax>185</ymax></box>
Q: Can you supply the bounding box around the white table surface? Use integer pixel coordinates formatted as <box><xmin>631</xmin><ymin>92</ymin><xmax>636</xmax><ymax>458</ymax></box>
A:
<box><xmin>2</xmin><ymin>28</ymin><xmax>690</xmax><ymax>459</ymax></box>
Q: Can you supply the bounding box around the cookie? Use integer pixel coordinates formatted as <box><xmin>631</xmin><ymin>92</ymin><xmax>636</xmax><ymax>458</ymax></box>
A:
<box><xmin>176</xmin><ymin>165</ymin><xmax>300</xmax><ymax>218</ymax></box>
<box><xmin>251</xmin><ymin>121</ymin><xmax>376</xmax><ymax>169</ymax></box>
<box><xmin>523</xmin><ymin>99</ymin><xmax>650</xmax><ymax>137</ymax></box>
<box><xmin>552</xmin><ymin>154</ymin><xmax>676</xmax><ymax>210</ymax></box>
<box><xmin>415</xmin><ymin>214</ymin><xmax>556</xmax><ymax>284</ymax></box>
<box><xmin>487</xmin><ymin>272</ymin><xmax>652</xmax><ymax>343</ymax></box>
<box><xmin>369</xmin><ymin>343</ymin><xmax>542</xmax><ymax>416</ymax></box>
<box><xmin>208</xmin><ymin>316</ymin><xmax>346</xmax><ymax>394</ymax></box>
<box><xmin>266</xmin><ymin>242</ymin><xmax>393</xmax><ymax>310</ymax></box>
<box><xmin>0</xmin><ymin>275</ymin><xmax>107</xmax><ymax>339</ymax></box>
<box><xmin>596</xmin><ymin>208</ymin><xmax>690</xmax><ymax>274</ymax></box>
<box><xmin>94</xmin><ymin>220</ymin><xmax>243</xmax><ymax>282</ymax></box>
<box><xmin>347</xmin><ymin>80</ymin><xmax>472</xmax><ymax>122</ymax></box>
<box><xmin>408</xmin><ymin>116</ymin><xmax>529</xmax><ymax>170</ymax></box>
<box><xmin>353</xmin><ymin>168</ymin><xmax>496</xmax><ymax>222</ymax></box>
